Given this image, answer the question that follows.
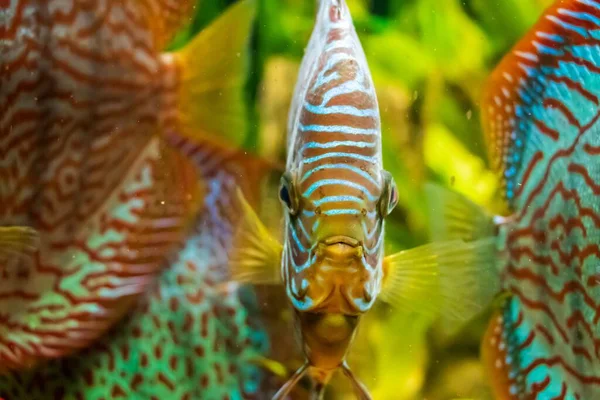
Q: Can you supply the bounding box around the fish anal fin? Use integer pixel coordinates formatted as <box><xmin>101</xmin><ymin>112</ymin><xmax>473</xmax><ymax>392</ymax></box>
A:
<box><xmin>166</xmin><ymin>0</ymin><xmax>256</xmax><ymax>149</ymax></box>
<box><xmin>381</xmin><ymin>239</ymin><xmax>499</xmax><ymax>332</ymax></box>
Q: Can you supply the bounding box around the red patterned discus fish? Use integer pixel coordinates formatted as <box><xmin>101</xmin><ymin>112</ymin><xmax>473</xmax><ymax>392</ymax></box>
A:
<box><xmin>0</xmin><ymin>137</ymin><xmax>275</xmax><ymax>400</ymax></box>
<box><xmin>0</xmin><ymin>0</ymin><xmax>253</xmax><ymax>371</ymax></box>
<box><xmin>427</xmin><ymin>0</ymin><xmax>600</xmax><ymax>398</ymax></box>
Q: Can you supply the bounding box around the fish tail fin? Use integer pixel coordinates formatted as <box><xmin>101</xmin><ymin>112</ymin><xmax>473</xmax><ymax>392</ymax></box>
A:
<box><xmin>425</xmin><ymin>183</ymin><xmax>497</xmax><ymax>242</ymax></box>
<box><xmin>0</xmin><ymin>226</ymin><xmax>40</xmax><ymax>261</ymax></box>
<box><xmin>272</xmin><ymin>363</ymin><xmax>310</xmax><ymax>400</ymax></box>
<box><xmin>380</xmin><ymin>238</ymin><xmax>500</xmax><ymax>333</ymax></box>
<box><xmin>170</xmin><ymin>0</ymin><xmax>255</xmax><ymax>147</ymax></box>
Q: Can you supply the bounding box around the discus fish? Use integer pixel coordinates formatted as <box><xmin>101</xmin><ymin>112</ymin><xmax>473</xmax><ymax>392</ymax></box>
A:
<box><xmin>0</xmin><ymin>0</ymin><xmax>253</xmax><ymax>371</ymax></box>
<box><xmin>227</xmin><ymin>0</ymin><xmax>487</xmax><ymax>398</ymax></box>
<box><xmin>426</xmin><ymin>0</ymin><xmax>600</xmax><ymax>397</ymax></box>
<box><xmin>0</xmin><ymin>139</ymin><xmax>274</xmax><ymax>399</ymax></box>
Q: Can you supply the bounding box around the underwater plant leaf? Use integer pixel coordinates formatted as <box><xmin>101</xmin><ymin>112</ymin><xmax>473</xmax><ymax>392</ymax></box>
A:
<box><xmin>365</xmin><ymin>30</ymin><xmax>436</xmax><ymax>88</ymax></box>
<box><xmin>423</xmin><ymin>123</ymin><xmax>499</xmax><ymax>210</ymax></box>
<box><xmin>416</xmin><ymin>0</ymin><xmax>491</xmax><ymax>81</ymax></box>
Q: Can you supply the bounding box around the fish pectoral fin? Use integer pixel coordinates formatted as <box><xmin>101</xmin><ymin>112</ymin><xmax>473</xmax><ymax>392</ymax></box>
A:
<box><xmin>341</xmin><ymin>362</ymin><xmax>372</xmax><ymax>400</ymax></box>
<box><xmin>425</xmin><ymin>183</ymin><xmax>500</xmax><ymax>242</ymax></box>
<box><xmin>229</xmin><ymin>187</ymin><xmax>282</xmax><ymax>285</ymax></box>
<box><xmin>0</xmin><ymin>226</ymin><xmax>40</xmax><ymax>260</ymax></box>
<box><xmin>248</xmin><ymin>355</ymin><xmax>290</xmax><ymax>379</ymax></box>
<box><xmin>170</xmin><ymin>0</ymin><xmax>255</xmax><ymax>149</ymax></box>
<box><xmin>380</xmin><ymin>239</ymin><xmax>499</xmax><ymax>330</ymax></box>
<box><xmin>272</xmin><ymin>362</ymin><xmax>309</xmax><ymax>400</ymax></box>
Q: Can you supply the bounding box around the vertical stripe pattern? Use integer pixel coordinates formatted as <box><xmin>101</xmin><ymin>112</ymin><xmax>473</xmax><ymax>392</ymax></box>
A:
<box><xmin>283</xmin><ymin>0</ymin><xmax>385</xmax><ymax>314</ymax></box>
<box><xmin>482</xmin><ymin>0</ymin><xmax>600</xmax><ymax>398</ymax></box>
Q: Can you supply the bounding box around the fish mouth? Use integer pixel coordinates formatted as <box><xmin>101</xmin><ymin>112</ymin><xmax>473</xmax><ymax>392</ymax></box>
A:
<box><xmin>322</xmin><ymin>236</ymin><xmax>360</xmax><ymax>247</ymax></box>
<box><xmin>317</xmin><ymin>236</ymin><xmax>363</xmax><ymax>262</ymax></box>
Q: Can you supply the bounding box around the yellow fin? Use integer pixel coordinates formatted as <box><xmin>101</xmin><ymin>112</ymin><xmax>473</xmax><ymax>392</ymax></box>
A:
<box><xmin>248</xmin><ymin>355</ymin><xmax>289</xmax><ymax>379</ymax></box>
<box><xmin>381</xmin><ymin>239</ymin><xmax>499</xmax><ymax>325</ymax></box>
<box><xmin>425</xmin><ymin>183</ymin><xmax>497</xmax><ymax>242</ymax></box>
<box><xmin>0</xmin><ymin>226</ymin><xmax>40</xmax><ymax>260</ymax></box>
<box><xmin>229</xmin><ymin>188</ymin><xmax>282</xmax><ymax>285</ymax></box>
<box><xmin>174</xmin><ymin>0</ymin><xmax>255</xmax><ymax>147</ymax></box>
<box><xmin>273</xmin><ymin>363</ymin><xmax>309</xmax><ymax>400</ymax></box>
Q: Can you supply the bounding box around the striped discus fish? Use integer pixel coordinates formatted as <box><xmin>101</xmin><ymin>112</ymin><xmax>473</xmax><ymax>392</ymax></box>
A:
<box><xmin>0</xmin><ymin>139</ymin><xmax>273</xmax><ymax>399</ymax></box>
<box><xmin>227</xmin><ymin>0</ymin><xmax>486</xmax><ymax>398</ymax></box>
<box><xmin>0</xmin><ymin>0</ymin><xmax>253</xmax><ymax>371</ymax></box>
<box><xmin>426</xmin><ymin>0</ymin><xmax>600</xmax><ymax>398</ymax></box>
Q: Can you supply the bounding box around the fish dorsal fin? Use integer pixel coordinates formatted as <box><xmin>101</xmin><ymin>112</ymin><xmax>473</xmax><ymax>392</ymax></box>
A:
<box><xmin>482</xmin><ymin>0</ymin><xmax>600</xmax><ymax>207</ymax></box>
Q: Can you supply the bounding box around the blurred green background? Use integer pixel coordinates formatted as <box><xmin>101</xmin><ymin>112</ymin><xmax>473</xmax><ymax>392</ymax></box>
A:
<box><xmin>172</xmin><ymin>0</ymin><xmax>553</xmax><ymax>398</ymax></box>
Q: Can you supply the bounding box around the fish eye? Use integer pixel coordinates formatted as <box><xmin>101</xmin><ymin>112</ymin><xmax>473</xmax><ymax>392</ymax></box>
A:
<box><xmin>279</xmin><ymin>185</ymin><xmax>292</xmax><ymax>208</ymax></box>
<box><xmin>379</xmin><ymin>170</ymin><xmax>398</xmax><ymax>217</ymax></box>
<box><xmin>279</xmin><ymin>173</ymin><xmax>298</xmax><ymax>215</ymax></box>
<box><xmin>388</xmin><ymin>180</ymin><xmax>399</xmax><ymax>213</ymax></box>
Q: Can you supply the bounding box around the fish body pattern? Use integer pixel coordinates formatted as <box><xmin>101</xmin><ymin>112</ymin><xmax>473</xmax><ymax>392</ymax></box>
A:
<box><xmin>0</xmin><ymin>0</ymin><xmax>253</xmax><ymax>371</ymax></box>
<box><xmin>463</xmin><ymin>0</ymin><xmax>600</xmax><ymax>397</ymax></box>
<box><xmin>0</xmin><ymin>139</ymin><xmax>272</xmax><ymax>400</ymax></box>
<box><xmin>283</xmin><ymin>0</ymin><xmax>386</xmax><ymax>318</ymax></box>
<box><xmin>229</xmin><ymin>1</ymin><xmax>493</xmax><ymax>398</ymax></box>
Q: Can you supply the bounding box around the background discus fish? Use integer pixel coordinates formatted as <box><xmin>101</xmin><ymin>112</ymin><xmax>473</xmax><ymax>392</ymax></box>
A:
<box><xmin>426</xmin><ymin>0</ymin><xmax>600</xmax><ymax>398</ymax></box>
<box><xmin>0</xmin><ymin>0</ymin><xmax>254</xmax><ymax>371</ymax></box>
<box><xmin>0</xmin><ymin>138</ymin><xmax>275</xmax><ymax>399</ymax></box>
<box><xmin>227</xmin><ymin>0</ymin><xmax>494</xmax><ymax>398</ymax></box>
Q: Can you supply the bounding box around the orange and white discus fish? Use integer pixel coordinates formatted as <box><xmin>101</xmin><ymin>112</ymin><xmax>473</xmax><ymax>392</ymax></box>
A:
<box><xmin>226</xmin><ymin>0</ymin><xmax>490</xmax><ymax>398</ymax></box>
